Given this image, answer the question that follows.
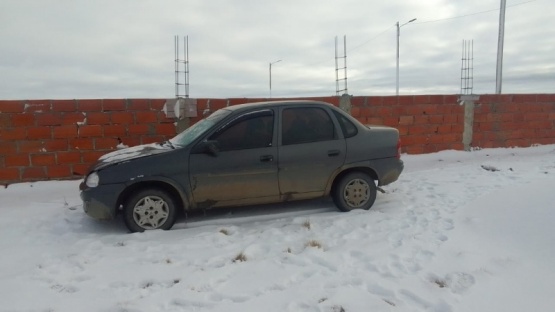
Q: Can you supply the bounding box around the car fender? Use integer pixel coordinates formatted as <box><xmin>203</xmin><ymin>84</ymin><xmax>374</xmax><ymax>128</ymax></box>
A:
<box><xmin>117</xmin><ymin>175</ymin><xmax>192</xmax><ymax>212</ymax></box>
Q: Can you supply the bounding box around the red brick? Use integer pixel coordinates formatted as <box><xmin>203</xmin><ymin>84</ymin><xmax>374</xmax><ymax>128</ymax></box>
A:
<box><xmin>12</xmin><ymin>114</ymin><xmax>36</xmax><ymax>127</ymax></box>
<box><xmin>0</xmin><ymin>101</ymin><xmax>25</xmax><ymax>113</ymax></box>
<box><xmin>21</xmin><ymin>167</ymin><xmax>46</xmax><ymax>180</ymax></box>
<box><xmin>391</xmin><ymin>105</ymin><xmax>407</xmax><ymax>116</ymax></box>
<box><xmin>396</xmin><ymin>125</ymin><xmax>408</xmax><ymax>135</ymax></box>
<box><xmin>37</xmin><ymin>113</ymin><xmax>62</xmax><ymax>126</ymax></box>
<box><xmin>350</xmin><ymin>106</ymin><xmax>361</xmax><ymax>117</ymax></box>
<box><xmin>402</xmin><ymin>134</ymin><xmax>429</xmax><ymax>145</ymax></box>
<box><xmin>111</xmin><ymin>112</ymin><xmax>135</xmax><ymax>124</ymax></box>
<box><xmin>47</xmin><ymin>165</ymin><xmax>72</xmax><ymax>178</ymax></box>
<box><xmin>376</xmin><ymin>107</ymin><xmax>392</xmax><ymax>116</ymax></box>
<box><xmin>513</xmin><ymin>94</ymin><xmax>536</xmax><ymax>103</ymax></box>
<box><xmin>135</xmin><ymin>111</ymin><xmax>159</xmax><ymax>123</ymax></box>
<box><xmin>119</xmin><ymin>137</ymin><xmax>141</xmax><ymax>147</ymax></box>
<box><xmin>94</xmin><ymin>138</ymin><xmax>119</xmax><ymax>150</ymax></box>
<box><xmin>414</xmin><ymin>95</ymin><xmax>430</xmax><ymax>104</ymax></box>
<box><xmin>413</xmin><ymin>115</ymin><xmax>429</xmax><ymax>124</ymax></box>
<box><xmin>101</xmin><ymin>125</ymin><xmax>125</xmax><ymax>137</ymax></box>
<box><xmin>78</xmin><ymin>125</ymin><xmax>102</xmax><ymax>137</ymax></box>
<box><xmin>383</xmin><ymin>97</ymin><xmax>398</xmax><ymax>105</ymax></box>
<box><xmin>150</xmin><ymin>99</ymin><xmax>166</xmax><ymax>110</ymax></box>
<box><xmin>82</xmin><ymin>151</ymin><xmax>107</xmax><ymax>163</ymax></box>
<box><xmin>157</xmin><ymin>111</ymin><xmax>175</xmax><ymax>123</ymax></box>
<box><xmin>367</xmin><ymin>117</ymin><xmax>383</xmax><ymax>125</ymax></box>
<box><xmin>368</xmin><ymin>97</ymin><xmax>383</xmax><ymax>106</ymax></box>
<box><xmin>397</xmin><ymin>96</ymin><xmax>414</xmax><ymax>106</ymax></box>
<box><xmin>17</xmin><ymin>141</ymin><xmax>44</xmax><ymax>153</ymax></box>
<box><xmin>383</xmin><ymin>117</ymin><xmax>399</xmax><ymax>127</ymax></box>
<box><xmin>53</xmin><ymin>125</ymin><xmax>78</xmax><ymax>139</ymax></box>
<box><xmin>70</xmin><ymin>138</ymin><xmax>94</xmax><ymax>150</ymax></box>
<box><xmin>428</xmin><ymin>95</ymin><xmax>444</xmax><ymax>105</ymax></box>
<box><xmin>0</xmin><ymin>142</ymin><xmax>17</xmax><ymax>154</ymax></box>
<box><xmin>52</xmin><ymin>100</ymin><xmax>76</xmax><ymax>112</ymax></box>
<box><xmin>0</xmin><ymin>128</ymin><xmax>26</xmax><ymax>140</ymax></box>
<box><xmin>155</xmin><ymin>123</ymin><xmax>176</xmax><ymax>136</ymax></box>
<box><xmin>31</xmin><ymin>153</ymin><xmax>56</xmax><ymax>166</ymax></box>
<box><xmin>443</xmin><ymin>115</ymin><xmax>458</xmax><ymax>124</ymax></box>
<box><xmin>127</xmin><ymin>99</ymin><xmax>150</xmax><ymax>110</ymax></box>
<box><xmin>524</xmin><ymin>112</ymin><xmax>549</xmax><ymax>121</ymax></box>
<box><xmin>86</xmin><ymin>112</ymin><xmax>110</xmax><ymax>125</ymax></box>
<box><xmin>72</xmin><ymin>164</ymin><xmax>90</xmax><ymax>176</ymax></box>
<box><xmin>528</xmin><ymin>120</ymin><xmax>552</xmax><ymax>129</ymax></box>
<box><xmin>5</xmin><ymin>154</ymin><xmax>30</xmax><ymax>167</ymax></box>
<box><xmin>0</xmin><ymin>113</ymin><xmax>11</xmax><ymax>128</ymax></box>
<box><xmin>403</xmin><ymin>145</ymin><xmax>425</xmax><ymax>154</ymax></box>
<box><xmin>0</xmin><ymin>168</ymin><xmax>20</xmax><ymax>181</ymax></box>
<box><xmin>398</xmin><ymin>116</ymin><xmax>414</xmax><ymax>125</ymax></box>
<box><xmin>78</xmin><ymin>99</ymin><xmax>102</xmax><ymax>111</ymax></box>
<box><xmin>210</xmin><ymin>99</ymin><xmax>228</xmax><ymax>110</ymax></box>
<box><xmin>27</xmin><ymin>127</ymin><xmax>52</xmax><ymax>139</ymax></box>
<box><xmin>141</xmin><ymin>136</ymin><xmax>166</xmax><ymax>144</ymax></box>
<box><xmin>428</xmin><ymin>115</ymin><xmax>444</xmax><ymax>124</ymax></box>
<box><xmin>444</xmin><ymin>95</ymin><xmax>459</xmax><ymax>104</ymax></box>
<box><xmin>408</xmin><ymin>125</ymin><xmax>434</xmax><ymax>135</ymax></box>
<box><xmin>128</xmin><ymin>124</ymin><xmax>150</xmax><ymax>135</ymax></box>
<box><xmin>57</xmin><ymin>151</ymin><xmax>82</xmax><ymax>164</ymax></box>
<box><xmin>102</xmin><ymin>99</ymin><xmax>126</xmax><ymax>111</ymax></box>
<box><xmin>44</xmin><ymin>139</ymin><xmax>69</xmax><ymax>151</ymax></box>
<box><xmin>62</xmin><ymin>112</ymin><xmax>87</xmax><ymax>124</ymax></box>
<box><xmin>24</xmin><ymin>100</ymin><xmax>51</xmax><ymax>113</ymax></box>
<box><xmin>436</xmin><ymin>124</ymin><xmax>452</xmax><ymax>133</ymax></box>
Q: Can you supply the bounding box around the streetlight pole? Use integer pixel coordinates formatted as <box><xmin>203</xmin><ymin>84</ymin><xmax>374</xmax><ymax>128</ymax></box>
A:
<box><xmin>396</xmin><ymin>18</ymin><xmax>416</xmax><ymax>96</ymax></box>
<box><xmin>269</xmin><ymin>59</ymin><xmax>282</xmax><ymax>98</ymax></box>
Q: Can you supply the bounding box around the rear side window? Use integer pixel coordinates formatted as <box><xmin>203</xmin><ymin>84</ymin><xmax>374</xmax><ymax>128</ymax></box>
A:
<box><xmin>282</xmin><ymin>107</ymin><xmax>335</xmax><ymax>145</ymax></box>
<box><xmin>333</xmin><ymin>110</ymin><xmax>358</xmax><ymax>138</ymax></box>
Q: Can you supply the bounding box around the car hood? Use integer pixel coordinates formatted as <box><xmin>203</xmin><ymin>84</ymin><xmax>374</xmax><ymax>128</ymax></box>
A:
<box><xmin>91</xmin><ymin>142</ymin><xmax>175</xmax><ymax>171</ymax></box>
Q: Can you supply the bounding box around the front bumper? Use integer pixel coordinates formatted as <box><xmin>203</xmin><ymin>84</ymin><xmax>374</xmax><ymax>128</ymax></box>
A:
<box><xmin>80</xmin><ymin>182</ymin><xmax>126</xmax><ymax>220</ymax></box>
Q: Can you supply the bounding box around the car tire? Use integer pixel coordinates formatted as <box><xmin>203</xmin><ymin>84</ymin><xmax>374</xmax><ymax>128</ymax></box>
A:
<box><xmin>123</xmin><ymin>188</ymin><xmax>177</xmax><ymax>232</ymax></box>
<box><xmin>333</xmin><ymin>172</ymin><xmax>377</xmax><ymax>212</ymax></box>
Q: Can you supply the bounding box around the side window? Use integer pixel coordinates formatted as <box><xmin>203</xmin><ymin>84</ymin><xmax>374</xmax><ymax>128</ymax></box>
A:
<box><xmin>282</xmin><ymin>107</ymin><xmax>335</xmax><ymax>145</ymax></box>
<box><xmin>333</xmin><ymin>110</ymin><xmax>358</xmax><ymax>138</ymax></box>
<box><xmin>210</xmin><ymin>112</ymin><xmax>273</xmax><ymax>151</ymax></box>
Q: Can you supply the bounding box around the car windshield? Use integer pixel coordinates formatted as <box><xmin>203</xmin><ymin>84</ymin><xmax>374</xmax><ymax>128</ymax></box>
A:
<box><xmin>169</xmin><ymin>109</ymin><xmax>231</xmax><ymax>147</ymax></box>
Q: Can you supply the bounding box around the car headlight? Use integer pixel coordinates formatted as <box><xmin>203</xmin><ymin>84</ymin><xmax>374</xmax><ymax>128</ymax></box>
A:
<box><xmin>85</xmin><ymin>172</ymin><xmax>99</xmax><ymax>188</ymax></box>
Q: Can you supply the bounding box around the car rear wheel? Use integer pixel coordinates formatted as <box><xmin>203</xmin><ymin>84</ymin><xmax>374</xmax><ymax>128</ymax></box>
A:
<box><xmin>333</xmin><ymin>172</ymin><xmax>377</xmax><ymax>212</ymax></box>
<box><xmin>123</xmin><ymin>189</ymin><xmax>177</xmax><ymax>232</ymax></box>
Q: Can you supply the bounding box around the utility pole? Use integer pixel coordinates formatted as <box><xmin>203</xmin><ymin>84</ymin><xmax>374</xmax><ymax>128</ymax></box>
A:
<box><xmin>495</xmin><ymin>0</ymin><xmax>507</xmax><ymax>94</ymax></box>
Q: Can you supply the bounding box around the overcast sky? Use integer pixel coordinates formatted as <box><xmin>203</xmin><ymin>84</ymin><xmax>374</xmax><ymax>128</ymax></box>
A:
<box><xmin>1</xmin><ymin>0</ymin><xmax>553</xmax><ymax>100</ymax></box>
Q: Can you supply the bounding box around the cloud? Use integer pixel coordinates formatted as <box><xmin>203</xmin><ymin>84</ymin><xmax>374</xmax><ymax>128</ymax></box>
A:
<box><xmin>0</xmin><ymin>0</ymin><xmax>552</xmax><ymax>100</ymax></box>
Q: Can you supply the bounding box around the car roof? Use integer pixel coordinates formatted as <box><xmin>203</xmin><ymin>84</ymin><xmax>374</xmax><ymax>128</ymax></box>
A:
<box><xmin>222</xmin><ymin>100</ymin><xmax>334</xmax><ymax>113</ymax></box>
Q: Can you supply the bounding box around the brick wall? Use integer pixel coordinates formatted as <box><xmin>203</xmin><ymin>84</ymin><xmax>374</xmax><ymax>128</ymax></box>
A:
<box><xmin>1</xmin><ymin>94</ymin><xmax>554</xmax><ymax>185</ymax></box>
<box><xmin>0</xmin><ymin>99</ymin><xmax>175</xmax><ymax>184</ymax></box>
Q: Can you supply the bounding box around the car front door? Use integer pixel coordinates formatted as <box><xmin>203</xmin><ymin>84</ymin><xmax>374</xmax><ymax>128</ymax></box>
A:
<box><xmin>189</xmin><ymin>109</ymin><xmax>280</xmax><ymax>208</ymax></box>
<box><xmin>278</xmin><ymin>106</ymin><xmax>346</xmax><ymax>199</ymax></box>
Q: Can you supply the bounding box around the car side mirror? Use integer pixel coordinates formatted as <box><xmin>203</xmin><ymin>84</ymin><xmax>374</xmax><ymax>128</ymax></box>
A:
<box><xmin>194</xmin><ymin>140</ymin><xmax>220</xmax><ymax>156</ymax></box>
<box><xmin>205</xmin><ymin>140</ymin><xmax>220</xmax><ymax>156</ymax></box>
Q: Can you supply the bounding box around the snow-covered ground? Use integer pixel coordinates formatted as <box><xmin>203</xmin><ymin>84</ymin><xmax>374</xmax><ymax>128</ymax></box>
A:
<box><xmin>1</xmin><ymin>145</ymin><xmax>554</xmax><ymax>312</ymax></box>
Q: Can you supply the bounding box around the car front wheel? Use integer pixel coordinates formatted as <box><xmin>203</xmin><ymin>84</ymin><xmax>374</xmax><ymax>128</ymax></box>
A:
<box><xmin>333</xmin><ymin>172</ymin><xmax>377</xmax><ymax>212</ymax></box>
<box><xmin>123</xmin><ymin>189</ymin><xmax>177</xmax><ymax>232</ymax></box>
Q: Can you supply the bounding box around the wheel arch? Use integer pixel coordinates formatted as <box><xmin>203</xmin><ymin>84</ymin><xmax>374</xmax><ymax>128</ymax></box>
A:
<box><xmin>116</xmin><ymin>179</ymin><xmax>188</xmax><ymax>215</ymax></box>
<box><xmin>329</xmin><ymin>166</ymin><xmax>379</xmax><ymax>196</ymax></box>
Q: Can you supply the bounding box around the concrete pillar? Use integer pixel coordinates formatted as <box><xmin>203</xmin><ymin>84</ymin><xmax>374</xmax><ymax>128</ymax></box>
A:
<box><xmin>339</xmin><ymin>94</ymin><xmax>352</xmax><ymax>114</ymax></box>
<box><xmin>459</xmin><ymin>95</ymin><xmax>480</xmax><ymax>151</ymax></box>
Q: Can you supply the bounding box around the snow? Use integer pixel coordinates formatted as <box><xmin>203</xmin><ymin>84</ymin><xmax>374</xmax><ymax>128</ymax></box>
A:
<box><xmin>1</xmin><ymin>145</ymin><xmax>554</xmax><ymax>312</ymax></box>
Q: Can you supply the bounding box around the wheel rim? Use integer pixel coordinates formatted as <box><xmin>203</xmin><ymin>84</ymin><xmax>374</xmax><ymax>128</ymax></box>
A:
<box><xmin>132</xmin><ymin>195</ymin><xmax>170</xmax><ymax>230</ymax></box>
<box><xmin>343</xmin><ymin>178</ymin><xmax>371</xmax><ymax>208</ymax></box>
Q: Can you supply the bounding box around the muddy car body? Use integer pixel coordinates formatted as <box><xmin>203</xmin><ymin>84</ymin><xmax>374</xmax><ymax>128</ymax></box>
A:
<box><xmin>80</xmin><ymin>100</ymin><xmax>404</xmax><ymax>232</ymax></box>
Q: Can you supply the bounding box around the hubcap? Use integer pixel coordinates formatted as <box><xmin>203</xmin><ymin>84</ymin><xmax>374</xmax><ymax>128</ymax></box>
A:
<box><xmin>343</xmin><ymin>178</ymin><xmax>370</xmax><ymax>208</ymax></box>
<box><xmin>132</xmin><ymin>196</ymin><xmax>169</xmax><ymax>230</ymax></box>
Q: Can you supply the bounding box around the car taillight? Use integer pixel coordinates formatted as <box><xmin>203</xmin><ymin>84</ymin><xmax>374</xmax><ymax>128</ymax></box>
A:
<box><xmin>397</xmin><ymin>138</ymin><xmax>401</xmax><ymax>158</ymax></box>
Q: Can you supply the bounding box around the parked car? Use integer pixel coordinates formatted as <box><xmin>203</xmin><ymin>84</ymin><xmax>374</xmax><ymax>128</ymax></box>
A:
<box><xmin>80</xmin><ymin>100</ymin><xmax>404</xmax><ymax>232</ymax></box>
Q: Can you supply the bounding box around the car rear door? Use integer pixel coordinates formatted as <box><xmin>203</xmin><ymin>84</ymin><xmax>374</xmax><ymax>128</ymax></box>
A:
<box><xmin>277</xmin><ymin>106</ymin><xmax>346</xmax><ymax>198</ymax></box>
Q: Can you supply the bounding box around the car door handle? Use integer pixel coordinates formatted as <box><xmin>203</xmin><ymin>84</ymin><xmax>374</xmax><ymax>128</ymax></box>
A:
<box><xmin>260</xmin><ymin>155</ymin><xmax>274</xmax><ymax>162</ymax></box>
<box><xmin>328</xmin><ymin>150</ymin><xmax>341</xmax><ymax>157</ymax></box>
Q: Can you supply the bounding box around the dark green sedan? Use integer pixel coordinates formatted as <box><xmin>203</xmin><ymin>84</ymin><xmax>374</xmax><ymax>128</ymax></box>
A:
<box><xmin>80</xmin><ymin>100</ymin><xmax>404</xmax><ymax>232</ymax></box>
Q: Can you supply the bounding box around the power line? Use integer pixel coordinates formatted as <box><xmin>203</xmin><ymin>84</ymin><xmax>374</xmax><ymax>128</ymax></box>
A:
<box><xmin>415</xmin><ymin>0</ymin><xmax>536</xmax><ymax>24</ymax></box>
